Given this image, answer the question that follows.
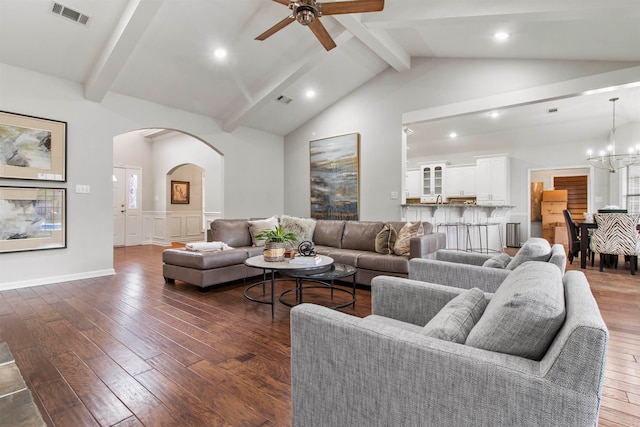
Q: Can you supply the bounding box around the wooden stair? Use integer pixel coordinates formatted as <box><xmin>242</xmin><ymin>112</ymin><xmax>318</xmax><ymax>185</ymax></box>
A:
<box><xmin>0</xmin><ymin>342</ymin><xmax>45</xmax><ymax>427</ymax></box>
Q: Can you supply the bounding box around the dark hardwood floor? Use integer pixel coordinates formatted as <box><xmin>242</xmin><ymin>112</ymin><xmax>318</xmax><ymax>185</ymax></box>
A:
<box><xmin>0</xmin><ymin>245</ymin><xmax>638</xmax><ymax>426</ymax></box>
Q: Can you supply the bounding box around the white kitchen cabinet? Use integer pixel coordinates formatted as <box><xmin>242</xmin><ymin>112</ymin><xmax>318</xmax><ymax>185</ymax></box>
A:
<box><xmin>476</xmin><ymin>155</ymin><xmax>509</xmax><ymax>205</ymax></box>
<box><xmin>420</xmin><ymin>163</ymin><xmax>446</xmax><ymax>202</ymax></box>
<box><xmin>445</xmin><ymin>165</ymin><xmax>476</xmax><ymax>198</ymax></box>
<box><xmin>406</xmin><ymin>169</ymin><xmax>421</xmax><ymax>198</ymax></box>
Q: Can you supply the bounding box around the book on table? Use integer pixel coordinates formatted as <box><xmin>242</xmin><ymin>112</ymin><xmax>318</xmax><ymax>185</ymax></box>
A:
<box><xmin>289</xmin><ymin>255</ymin><xmax>322</xmax><ymax>265</ymax></box>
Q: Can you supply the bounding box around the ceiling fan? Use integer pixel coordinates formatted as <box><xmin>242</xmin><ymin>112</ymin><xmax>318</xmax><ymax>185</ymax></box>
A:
<box><xmin>255</xmin><ymin>0</ymin><xmax>384</xmax><ymax>51</ymax></box>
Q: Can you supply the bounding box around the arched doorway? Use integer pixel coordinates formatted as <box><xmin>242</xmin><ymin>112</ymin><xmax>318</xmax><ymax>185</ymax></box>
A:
<box><xmin>113</xmin><ymin>129</ymin><xmax>224</xmax><ymax>246</ymax></box>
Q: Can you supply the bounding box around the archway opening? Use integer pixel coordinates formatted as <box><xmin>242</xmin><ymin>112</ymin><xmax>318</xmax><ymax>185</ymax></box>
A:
<box><xmin>113</xmin><ymin>129</ymin><xmax>224</xmax><ymax>246</ymax></box>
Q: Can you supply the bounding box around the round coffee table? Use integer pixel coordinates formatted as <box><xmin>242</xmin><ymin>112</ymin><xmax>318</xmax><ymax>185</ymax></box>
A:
<box><xmin>279</xmin><ymin>263</ymin><xmax>357</xmax><ymax>309</ymax></box>
<box><xmin>244</xmin><ymin>254</ymin><xmax>334</xmax><ymax>318</ymax></box>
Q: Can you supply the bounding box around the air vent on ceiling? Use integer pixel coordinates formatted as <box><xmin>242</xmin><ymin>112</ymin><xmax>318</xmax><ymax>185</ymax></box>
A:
<box><xmin>276</xmin><ymin>95</ymin><xmax>293</xmax><ymax>105</ymax></box>
<box><xmin>547</xmin><ymin>108</ymin><xmax>558</xmax><ymax>113</ymax></box>
<box><xmin>51</xmin><ymin>2</ymin><xmax>91</xmax><ymax>26</ymax></box>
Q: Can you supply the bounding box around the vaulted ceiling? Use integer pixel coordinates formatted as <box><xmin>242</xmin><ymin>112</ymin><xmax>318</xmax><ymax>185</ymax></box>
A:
<box><xmin>1</xmin><ymin>0</ymin><xmax>639</xmax><ymax>137</ymax></box>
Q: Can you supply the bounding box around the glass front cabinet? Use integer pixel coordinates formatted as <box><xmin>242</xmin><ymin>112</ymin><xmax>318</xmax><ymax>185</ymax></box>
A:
<box><xmin>420</xmin><ymin>163</ymin><xmax>446</xmax><ymax>202</ymax></box>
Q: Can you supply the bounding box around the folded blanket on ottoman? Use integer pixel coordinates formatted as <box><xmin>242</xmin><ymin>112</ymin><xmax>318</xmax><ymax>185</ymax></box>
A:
<box><xmin>185</xmin><ymin>241</ymin><xmax>234</xmax><ymax>252</ymax></box>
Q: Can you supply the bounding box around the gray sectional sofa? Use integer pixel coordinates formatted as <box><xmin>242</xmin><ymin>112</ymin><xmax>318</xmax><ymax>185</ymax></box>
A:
<box><xmin>162</xmin><ymin>218</ymin><xmax>446</xmax><ymax>289</ymax></box>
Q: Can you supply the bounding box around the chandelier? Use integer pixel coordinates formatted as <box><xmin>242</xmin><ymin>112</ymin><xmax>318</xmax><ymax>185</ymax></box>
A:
<box><xmin>587</xmin><ymin>97</ymin><xmax>640</xmax><ymax>173</ymax></box>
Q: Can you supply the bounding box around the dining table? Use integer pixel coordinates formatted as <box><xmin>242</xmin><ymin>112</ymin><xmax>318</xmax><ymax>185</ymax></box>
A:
<box><xmin>579</xmin><ymin>222</ymin><xmax>597</xmax><ymax>269</ymax></box>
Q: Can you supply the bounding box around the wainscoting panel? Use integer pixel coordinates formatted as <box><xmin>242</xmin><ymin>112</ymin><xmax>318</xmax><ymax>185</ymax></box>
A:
<box><xmin>186</xmin><ymin>215</ymin><xmax>202</xmax><ymax>236</ymax></box>
<box><xmin>144</xmin><ymin>211</ymin><xmax>218</xmax><ymax>245</ymax></box>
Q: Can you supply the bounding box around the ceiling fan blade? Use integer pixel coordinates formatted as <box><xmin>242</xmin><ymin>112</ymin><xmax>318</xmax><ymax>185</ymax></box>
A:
<box><xmin>272</xmin><ymin>0</ymin><xmax>290</xmax><ymax>5</ymax></box>
<box><xmin>308</xmin><ymin>19</ymin><xmax>337</xmax><ymax>51</ymax></box>
<box><xmin>321</xmin><ymin>0</ymin><xmax>384</xmax><ymax>15</ymax></box>
<box><xmin>255</xmin><ymin>16</ymin><xmax>296</xmax><ymax>41</ymax></box>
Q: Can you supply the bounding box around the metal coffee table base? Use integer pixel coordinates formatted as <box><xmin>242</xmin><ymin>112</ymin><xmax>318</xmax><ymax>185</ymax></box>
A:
<box><xmin>279</xmin><ymin>263</ymin><xmax>357</xmax><ymax>310</ymax></box>
<box><xmin>243</xmin><ymin>255</ymin><xmax>335</xmax><ymax>318</ymax></box>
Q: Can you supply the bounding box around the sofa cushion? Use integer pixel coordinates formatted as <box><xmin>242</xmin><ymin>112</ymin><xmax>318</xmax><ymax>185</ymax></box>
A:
<box><xmin>393</xmin><ymin>222</ymin><xmax>425</xmax><ymax>256</ymax></box>
<box><xmin>280</xmin><ymin>215</ymin><xmax>316</xmax><ymax>247</ymax></box>
<box><xmin>209</xmin><ymin>219</ymin><xmax>252</xmax><ymax>247</ymax></box>
<box><xmin>421</xmin><ymin>288</ymin><xmax>488</xmax><ymax>343</ymax></box>
<box><xmin>319</xmin><ymin>249</ymin><xmax>363</xmax><ymax>267</ymax></box>
<box><xmin>465</xmin><ymin>261</ymin><xmax>566</xmax><ymax>360</ymax></box>
<box><xmin>505</xmin><ymin>237</ymin><xmax>551</xmax><ymax>270</ymax></box>
<box><xmin>482</xmin><ymin>252</ymin><xmax>512</xmax><ymax>269</ymax></box>
<box><xmin>357</xmin><ymin>253</ymin><xmax>409</xmax><ymax>274</ymax></box>
<box><xmin>375</xmin><ymin>224</ymin><xmax>397</xmax><ymax>255</ymax></box>
<box><xmin>248</xmin><ymin>216</ymin><xmax>279</xmax><ymax>247</ymax></box>
<box><xmin>313</xmin><ymin>220</ymin><xmax>345</xmax><ymax>248</ymax></box>
<box><xmin>342</xmin><ymin>221</ymin><xmax>385</xmax><ymax>252</ymax></box>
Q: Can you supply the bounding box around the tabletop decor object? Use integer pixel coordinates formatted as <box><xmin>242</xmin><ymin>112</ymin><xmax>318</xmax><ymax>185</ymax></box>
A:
<box><xmin>255</xmin><ymin>225</ymin><xmax>298</xmax><ymax>261</ymax></box>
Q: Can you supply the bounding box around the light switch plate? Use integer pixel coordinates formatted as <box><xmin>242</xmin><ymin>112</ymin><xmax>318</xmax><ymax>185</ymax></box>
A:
<box><xmin>76</xmin><ymin>184</ymin><xmax>91</xmax><ymax>194</ymax></box>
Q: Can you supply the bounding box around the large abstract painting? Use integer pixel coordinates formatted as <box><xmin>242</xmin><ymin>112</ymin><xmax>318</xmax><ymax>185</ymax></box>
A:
<box><xmin>310</xmin><ymin>133</ymin><xmax>359</xmax><ymax>220</ymax></box>
<box><xmin>0</xmin><ymin>111</ymin><xmax>67</xmax><ymax>181</ymax></box>
<box><xmin>0</xmin><ymin>187</ymin><xmax>66</xmax><ymax>253</ymax></box>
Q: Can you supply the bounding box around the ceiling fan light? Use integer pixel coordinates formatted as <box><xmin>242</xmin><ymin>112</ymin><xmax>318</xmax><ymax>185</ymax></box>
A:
<box><xmin>296</xmin><ymin>6</ymin><xmax>316</xmax><ymax>25</ymax></box>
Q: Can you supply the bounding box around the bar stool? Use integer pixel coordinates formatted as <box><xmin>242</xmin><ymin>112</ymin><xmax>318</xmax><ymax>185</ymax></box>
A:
<box><xmin>466</xmin><ymin>222</ymin><xmax>503</xmax><ymax>254</ymax></box>
<box><xmin>435</xmin><ymin>208</ymin><xmax>466</xmax><ymax>251</ymax></box>
<box><xmin>464</xmin><ymin>209</ymin><xmax>503</xmax><ymax>254</ymax></box>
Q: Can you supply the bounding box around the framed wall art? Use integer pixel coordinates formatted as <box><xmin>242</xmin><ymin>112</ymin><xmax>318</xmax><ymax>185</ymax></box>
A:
<box><xmin>171</xmin><ymin>180</ymin><xmax>190</xmax><ymax>204</ymax></box>
<box><xmin>0</xmin><ymin>186</ymin><xmax>66</xmax><ymax>253</ymax></box>
<box><xmin>310</xmin><ymin>133</ymin><xmax>360</xmax><ymax>220</ymax></box>
<box><xmin>0</xmin><ymin>111</ymin><xmax>67</xmax><ymax>181</ymax></box>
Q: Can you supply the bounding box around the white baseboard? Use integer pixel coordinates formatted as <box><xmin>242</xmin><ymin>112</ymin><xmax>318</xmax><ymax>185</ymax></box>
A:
<box><xmin>0</xmin><ymin>269</ymin><xmax>116</xmax><ymax>291</ymax></box>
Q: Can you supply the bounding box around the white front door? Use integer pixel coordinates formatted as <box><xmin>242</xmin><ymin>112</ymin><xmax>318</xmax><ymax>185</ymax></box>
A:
<box><xmin>113</xmin><ymin>167</ymin><xmax>142</xmax><ymax>246</ymax></box>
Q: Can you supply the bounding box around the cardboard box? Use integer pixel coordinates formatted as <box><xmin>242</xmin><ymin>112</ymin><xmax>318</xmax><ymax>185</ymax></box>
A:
<box><xmin>542</xmin><ymin>227</ymin><xmax>555</xmax><ymax>244</ymax></box>
<box><xmin>542</xmin><ymin>213</ymin><xmax>565</xmax><ymax>225</ymax></box>
<box><xmin>541</xmin><ymin>201</ymin><xmax>568</xmax><ymax>216</ymax></box>
<box><xmin>542</xmin><ymin>190</ymin><xmax>568</xmax><ymax>202</ymax></box>
<box><xmin>555</xmin><ymin>225</ymin><xmax>569</xmax><ymax>253</ymax></box>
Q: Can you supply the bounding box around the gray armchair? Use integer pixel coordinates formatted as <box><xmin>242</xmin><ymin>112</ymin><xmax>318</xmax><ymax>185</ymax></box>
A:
<box><xmin>409</xmin><ymin>239</ymin><xmax>567</xmax><ymax>292</ymax></box>
<box><xmin>290</xmin><ymin>269</ymin><xmax>607</xmax><ymax>427</ymax></box>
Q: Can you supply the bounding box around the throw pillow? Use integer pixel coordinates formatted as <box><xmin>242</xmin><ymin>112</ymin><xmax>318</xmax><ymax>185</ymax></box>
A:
<box><xmin>248</xmin><ymin>216</ymin><xmax>278</xmax><ymax>247</ymax></box>
<box><xmin>375</xmin><ymin>224</ymin><xmax>397</xmax><ymax>255</ymax></box>
<box><xmin>280</xmin><ymin>215</ymin><xmax>316</xmax><ymax>248</ymax></box>
<box><xmin>482</xmin><ymin>252</ymin><xmax>512</xmax><ymax>269</ymax></box>
<box><xmin>465</xmin><ymin>261</ymin><xmax>566</xmax><ymax>360</ymax></box>
<box><xmin>393</xmin><ymin>222</ymin><xmax>424</xmax><ymax>257</ymax></box>
<box><xmin>421</xmin><ymin>288</ymin><xmax>488</xmax><ymax>344</ymax></box>
<box><xmin>505</xmin><ymin>237</ymin><xmax>551</xmax><ymax>270</ymax></box>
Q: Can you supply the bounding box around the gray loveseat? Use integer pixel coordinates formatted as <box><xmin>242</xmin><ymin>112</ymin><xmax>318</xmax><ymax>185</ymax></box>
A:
<box><xmin>291</xmin><ymin>263</ymin><xmax>608</xmax><ymax>426</ymax></box>
<box><xmin>162</xmin><ymin>218</ymin><xmax>446</xmax><ymax>289</ymax></box>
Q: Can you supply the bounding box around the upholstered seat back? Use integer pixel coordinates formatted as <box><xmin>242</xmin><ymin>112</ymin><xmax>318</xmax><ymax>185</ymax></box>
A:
<box><xmin>590</xmin><ymin>213</ymin><xmax>640</xmax><ymax>255</ymax></box>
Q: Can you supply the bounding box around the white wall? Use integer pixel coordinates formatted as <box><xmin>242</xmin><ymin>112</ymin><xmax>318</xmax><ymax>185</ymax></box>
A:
<box><xmin>0</xmin><ymin>63</ymin><xmax>283</xmax><ymax>289</ymax></box>
<box><xmin>284</xmin><ymin>58</ymin><xmax>640</xmax><ymax>221</ymax></box>
<box><xmin>151</xmin><ymin>132</ymin><xmax>224</xmax><ymax>214</ymax></box>
<box><xmin>168</xmin><ymin>164</ymin><xmax>203</xmax><ymax>212</ymax></box>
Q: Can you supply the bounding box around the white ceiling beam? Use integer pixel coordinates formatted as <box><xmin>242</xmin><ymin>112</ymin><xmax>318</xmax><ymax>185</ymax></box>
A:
<box><xmin>84</xmin><ymin>0</ymin><xmax>163</xmax><ymax>102</ymax></box>
<box><xmin>222</xmin><ymin>31</ymin><xmax>354</xmax><ymax>133</ymax></box>
<box><xmin>333</xmin><ymin>14</ymin><xmax>410</xmax><ymax>72</ymax></box>
<box><xmin>365</xmin><ymin>5</ymin><xmax>640</xmax><ymax>30</ymax></box>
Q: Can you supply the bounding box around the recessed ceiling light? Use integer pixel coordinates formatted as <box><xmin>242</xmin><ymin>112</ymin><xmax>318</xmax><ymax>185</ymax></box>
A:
<box><xmin>493</xmin><ymin>31</ymin><xmax>510</xmax><ymax>41</ymax></box>
<box><xmin>305</xmin><ymin>89</ymin><xmax>316</xmax><ymax>99</ymax></box>
<box><xmin>449</xmin><ymin>132</ymin><xmax>457</xmax><ymax>139</ymax></box>
<box><xmin>213</xmin><ymin>48</ymin><xmax>227</xmax><ymax>59</ymax></box>
<box><xmin>489</xmin><ymin>111</ymin><xmax>501</xmax><ymax>118</ymax></box>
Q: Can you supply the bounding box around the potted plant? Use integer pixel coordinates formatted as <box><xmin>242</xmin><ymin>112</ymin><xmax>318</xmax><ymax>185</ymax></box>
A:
<box><xmin>255</xmin><ymin>226</ymin><xmax>298</xmax><ymax>262</ymax></box>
